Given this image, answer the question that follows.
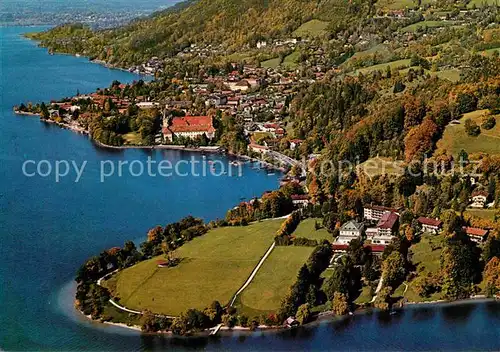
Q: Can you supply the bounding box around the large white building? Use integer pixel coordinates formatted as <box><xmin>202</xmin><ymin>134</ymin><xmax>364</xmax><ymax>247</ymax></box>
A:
<box><xmin>337</xmin><ymin>221</ymin><xmax>364</xmax><ymax>244</ymax></box>
<box><xmin>366</xmin><ymin>212</ymin><xmax>399</xmax><ymax>245</ymax></box>
<box><xmin>363</xmin><ymin>205</ymin><xmax>399</xmax><ymax>222</ymax></box>
<box><xmin>162</xmin><ymin>115</ymin><xmax>216</xmax><ymax>141</ymax></box>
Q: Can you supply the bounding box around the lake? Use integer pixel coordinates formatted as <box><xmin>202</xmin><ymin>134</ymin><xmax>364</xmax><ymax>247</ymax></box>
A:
<box><xmin>0</xmin><ymin>26</ymin><xmax>499</xmax><ymax>351</ymax></box>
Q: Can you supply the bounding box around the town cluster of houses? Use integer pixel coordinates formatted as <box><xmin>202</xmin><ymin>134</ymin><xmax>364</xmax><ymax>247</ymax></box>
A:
<box><xmin>332</xmin><ymin>204</ymin><xmax>491</xmax><ymax>255</ymax></box>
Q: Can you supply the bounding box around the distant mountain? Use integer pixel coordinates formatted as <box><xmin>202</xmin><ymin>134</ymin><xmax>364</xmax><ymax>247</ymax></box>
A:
<box><xmin>28</xmin><ymin>0</ymin><xmax>372</xmax><ymax>65</ymax></box>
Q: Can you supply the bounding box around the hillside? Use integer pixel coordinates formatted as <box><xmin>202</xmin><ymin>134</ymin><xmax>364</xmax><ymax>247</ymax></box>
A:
<box><xmin>28</xmin><ymin>0</ymin><xmax>371</xmax><ymax>66</ymax></box>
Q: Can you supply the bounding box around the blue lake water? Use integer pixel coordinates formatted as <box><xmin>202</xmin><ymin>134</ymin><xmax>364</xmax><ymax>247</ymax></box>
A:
<box><xmin>1</xmin><ymin>26</ymin><xmax>499</xmax><ymax>351</ymax></box>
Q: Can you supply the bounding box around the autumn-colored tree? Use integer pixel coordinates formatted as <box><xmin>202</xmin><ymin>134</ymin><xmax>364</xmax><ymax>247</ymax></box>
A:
<box><xmin>147</xmin><ymin>225</ymin><xmax>163</xmax><ymax>243</ymax></box>
<box><xmin>403</xmin><ymin>95</ymin><xmax>426</xmax><ymax>130</ymax></box>
<box><xmin>332</xmin><ymin>292</ymin><xmax>349</xmax><ymax>315</ymax></box>
<box><xmin>373</xmin><ymin>286</ymin><xmax>392</xmax><ymax>311</ymax></box>
<box><xmin>405</xmin><ymin>226</ymin><xmax>415</xmax><ymax>243</ymax></box>
<box><xmin>483</xmin><ymin>257</ymin><xmax>500</xmax><ymax>297</ymax></box>
<box><xmin>404</xmin><ymin>118</ymin><xmax>438</xmax><ymax>162</ymax></box>
<box><xmin>295</xmin><ymin>303</ymin><xmax>311</xmax><ymax>324</ymax></box>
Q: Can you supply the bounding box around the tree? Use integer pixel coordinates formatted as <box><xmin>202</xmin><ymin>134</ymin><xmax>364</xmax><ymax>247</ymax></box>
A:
<box><xmin>332</xmin><ymin>292</ymin><xmax>349</xmax><ymax>315</ymax></box>
<box><xmin>440</xmin><ymin>239</ymin><xmax>479</xmax><ymax>300</ymax></box>
<box><xmin>140</xmin><ymin>310</ymin><xmax>159</xmax><ymax>332</ymax></box>
<box><xmin>40</xmin><ymin>102</ymin><xmax>50</xmax><ymax>120</ymax></box>
<box><xmin>464</xmin><ymin>118</ymin><xmax>480</xmax><ymax>137</ymax></box>
<box><xmin>381</xmin><ymin>251</ymin><xmax>406</xmax><ymax>288</ymax></box>
<box><xmin>481</xmin><ymin>115</ymin><xmax>496</xmax><ymax>130</ymax></box>
<box><xmin>373</xmin><ymin>286</ymin><xmax>392</xmax><ymax>311</ymax></box>
<box><xmin>222</xmin><ymin>314</ymin><xmax>236</xmax><ymax>328</ymax></box>
<box><xmin>483</xmin><ymin>257</ymin><xmax>500</xmax><ymax>297</ymax></box>
<box><xmin>295</xmin><ymin>303</ymin><xmax>311</xmax><ymax>325</ymax></box>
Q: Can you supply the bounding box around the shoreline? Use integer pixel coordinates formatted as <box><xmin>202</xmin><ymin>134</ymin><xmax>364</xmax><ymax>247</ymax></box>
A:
<box><xmin>14</xmin><ymin>109</ymin><xmax>287</xmax><ymax>172</ymax></box>
<box><xmin>66</xmin><ymin>270</ymin><xmax>499</xmax><ymax>337</ymax></box>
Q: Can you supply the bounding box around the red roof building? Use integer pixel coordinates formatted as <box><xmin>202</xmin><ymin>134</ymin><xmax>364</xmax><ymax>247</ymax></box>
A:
<box><xmin>162</xmin><ymin>115</ymin><xmax>216</xmax><ymax>141</ymax></box>
<box><xmin>463</xmin><ymin>227</ymin><xmax>489</xmax><ymax>243</ymax></box>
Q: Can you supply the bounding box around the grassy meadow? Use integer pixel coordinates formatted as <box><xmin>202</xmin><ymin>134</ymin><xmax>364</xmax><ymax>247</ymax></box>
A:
<box><xmin>436</xmin><ymin>110</ymin><xmax>500</xmax><ymax>156</ymax></box>
<box><xmin>103</xmin><ymin>219</ymin><xmax>283</xmax><ymax>315</ymax></box>
<box><xmin>237</xmin><ymin>246</ymin><xmax>314</xmax><ymax>315</ymax></box>
<box><xmin>292</xmin><ymin>218</ymin><xmax>332</xmax><ymax>242</ymax></box>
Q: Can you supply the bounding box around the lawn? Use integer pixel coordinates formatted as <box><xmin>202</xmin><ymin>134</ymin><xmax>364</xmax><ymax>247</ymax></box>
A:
<box><xmin>401</xmin><ymin>20</ymin><xmax>456</xmax><ymax>33</ymax></box>
<box><xmin>357</xmin><ymin>157</ymin><xmax>405</xmax><ymax>178</ymax></box>
<box><xmin>436</xmin><ymin>110</ymin><xmax>500</xmax><ymax>156</ymax></box>
<box><xmin>467</xmin><ymin>0</ymin><xmax>500</xmax><ymax>8</ymax></box>
<box><xmin>282</xmin><ymin>50</ymin><xmax>301</xmax><ymax>69</ymax></box>
<box><xmin>261</xmin><ymin>57</ymin><xmax>281</xmax><ymax>69</ymax></box>
<box><xmin>433</xmin><ymin>69</ymin><xmax>461</xmax><ymax>82</ymax></box>
<box><xmin>354</xmin><ymin>285</ymin><xmax>374</xmax><ymax>304</ymax></box>
<box><xmin>103</xmin><ymin>219</ymin><xmax>284</xmax><ymax>316</ymax></box>
<box><xmin>293</xmin><ymin>218</ymin><xmax>333</xmax><ymax>242</ymax></box>
<box><xmin>404</xmin><ymin>233</ymin><xmax>446</xmax><ymax>302</ymax></box>
<box><xmin>237</xmin><ymin>246</ymin><xmax>314</xmax><ymax>316</ymax></box>
<box><xmin>483</xmin><ymin>47</ymin><xmax>500</xmax><ymax>57</ymax></box>
<box><xmin>376</xmin><ymin>0</ymin><xmax>417</xmax><ymax>10</ymax></box>
<box><xmin>352</xmin><ymin>59</ymin><xmax>411</xmax><ymax>75</ymax></box>
<box><xmin>293</xmin><ymin>19</ymin><xmax>329</xmax><ymax>38</ymax></box>
<box><xmin>465</xmin><ymin>208</ymin><xmax>497</xmax><ymax>221</ymax></box>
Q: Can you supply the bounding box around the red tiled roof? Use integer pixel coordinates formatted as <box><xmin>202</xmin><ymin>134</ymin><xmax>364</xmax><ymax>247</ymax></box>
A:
<box><xmin>418</xmin><ymin>217</ymin><xmax>443</xmax><ymax>227</ymax></box>
<box><xmin>365</xmin><ymin>244</ymin><xmax>386</xmax><ymax>253</ymax></box>
<box><xmin>165</xmin><ymin>116</ymin><xmax>215</xmax><ymax>134</ymax></box>
<box><xmin>463</xmin><ymin>227</ymin><xmax>488</xmax><ymax>237</ymax></box>
<box><xmin>366</xmin><ymin>205</ymin><xmax>399</xmax><ymax>213</ymax></box>
<box><xmin>377</xmin><ymin>212</ymin><xmax>399</xmax><ymax>229</ymax></box>
<box><xmin>291</xmin><ymin>194</ymin><xmax>309</xmax><ymax>201</ymax></box>
<box><xmin>332</xmin><ymin>244</ymin><xmax>349</xmax><ymax>251</ymax></box>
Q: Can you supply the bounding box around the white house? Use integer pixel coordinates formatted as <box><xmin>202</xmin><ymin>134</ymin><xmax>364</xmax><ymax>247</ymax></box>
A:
<box><xmin>469</xmin><ymin>190</ymin><xmax>489</xmax><ymax>209</ymax></box>
<box><xmin>291</xmin><ymin>194</ymin><xmax>310</xmax><ymax>208</ymax></box>
<box><xmin>366</xmin><ymin>212</ymin><xmax>399</xmax><ymax>245</ymax></box>
<box><xmin>464</xmin><ymin>227</ymin><xmax>489</xmax><ymax>243</ymax></box>
<box><xmin>417</xmin><ymin>217</ymin><xmax>443</xmax><ymax>234</ymax></box>
<box><xmin>337</xmin><ymin>221</ymin><xmax>364</xmax><ymax>244</ymax></box>
<box><xmin>363</xmin><ymin>205</ymin><xmax>399</xmax><ymax>222</ymax></box>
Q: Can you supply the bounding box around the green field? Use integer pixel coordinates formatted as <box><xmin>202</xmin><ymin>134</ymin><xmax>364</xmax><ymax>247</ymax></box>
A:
<box><xmin>465</xmin><ymin>208</ymin><xmax>497</xmax><ymax>221</ymax></box>
<box><xmin>104</xmin><ymin>219</ymin><xmax>283</xmax><ymax>315</ymax></box>
<box><xmin>261</xmin><ymin>57</ymin><xmax>281</xmax><ymax>69</ymax></box>
<box><xmin>282</xmin><ymin>50</ymin><xmax>301</xmax><ymax>69</ymax></box>
<box><xmin>292</xmin><ymin>218</ymin><xmax>332</xmax><ymax>242</ymax></box>
<box><xmin>403</xmin><ymin>233</ymin><xmax>446</xmax><ymax>302</ymax></box>
<box><xmin>376</xmin><ymin>0</ymin><xmax>417</xmax><ymax>10</ymax></box>
<box><xmin>293</xmin><ymin>19</ymin><xmax>329</xmax><ymax>38</ymax></box>
<box><xmin>342</xmin><ymin>44</ymin><xmax>393</xmax><ymax>69</ymax></box>
<box><xmin>401</xmin><ymin>20</ymin><xmax>455</xmax><ymax>33</ymax></box>
<box><xmin>436</xmin><ymin>110</ymin><xmax>500</xmax><ymax>156</ymax></box>
<box><xmin>237</xmin><ymin>246</ymin><xmax>314</xmax><ymax>316</ymax></box>
<box><xmin>352</xmin><ymin>59</ymin><xmax>411</xmax><ymax>75</ymax></box>
<box><xmin>357</xmin><ymin>157</ymin><xmax>405</xmax><ymax>178</ymax></box>
<box><xmin>433</xmin><ymin>69</ymin><xmax>461</xmax><ymax>82</ymax></box>
<box><xmin>354</xmin><ymin>285</ymin><xmax>374</xmax><ymax>304</ymax></box>
<box><xmin>467</xmin><ymin>0</ymin><xmax>500</xmax><ymax>8</ymax></box>
<box><xmin>483</xmin><ymin>47</ymin><xmax>500</xmax><ymax>56</ymax></box>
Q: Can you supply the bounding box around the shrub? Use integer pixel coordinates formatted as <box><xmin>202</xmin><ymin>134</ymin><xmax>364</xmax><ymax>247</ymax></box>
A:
<box><xmin>481</xmin><ymin>116</ymin><xmax>496</xmax><ymax>130</ymax></box>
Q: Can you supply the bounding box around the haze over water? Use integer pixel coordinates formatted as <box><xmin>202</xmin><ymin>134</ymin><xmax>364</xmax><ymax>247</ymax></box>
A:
<box><xmin>0</xmin><ymin>26</ymin><xmax>499</xmax><ymax>351</ymax></box>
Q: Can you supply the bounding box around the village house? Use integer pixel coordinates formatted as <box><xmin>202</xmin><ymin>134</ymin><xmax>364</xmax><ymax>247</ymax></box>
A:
<box><xmin>331</xmin><ymin>243</ymin><xmax>385</xmax><ymax>256</ymax></box>
<box><xmin>366</xmin><ymin>212</ymin><xmax>399</xmax><ymax>245</ymax></box>
<box><xmin>469</xmin><ymin>190</ymin><xmax>489</xmax><ymax>209</ymax></box>
<box><xmin>162</xmin><ymin>115</ymin><xmax>216</xmax><ymax>141</ymax></box>
<box><xmin>363</xmin><ymin>205</ymin><xmax>399</xmax><ymax>222</ymax></box>
<box><xmin>291</xmin><ymin>194</ymin><xmax>310</xmax><ymax>208</ymax></box>
<box><xmin>463</xmin><ymin>227</ymin><xmax>489</xmax><ymax>243</ymax></box>
<box><xmin>289</xmin><ymin>139</ymin><xmax>303</xmax><ymax>150</ymax></box>
<box><xmin>337</xmin><ymin>221</ymin><xmax>364</xmax><ymax>244</ymax></box>
<box><xmin>248</xmin><ymin>143</ymin><xmax>270</xmax><ymax>154</ymax></box>
<box><xmin>417</xmin><ymin>217</ymin><xmax>443</xmax><ymax>234</ymax></box>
